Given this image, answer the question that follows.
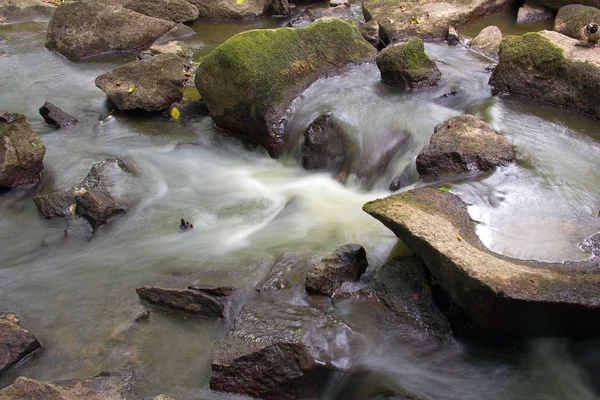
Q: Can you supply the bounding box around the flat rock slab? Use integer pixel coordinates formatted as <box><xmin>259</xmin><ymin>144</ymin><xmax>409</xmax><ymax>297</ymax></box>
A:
<box><xmin>362</xmin><ymin>0</ymin><xmax>511</xmax><ymax>43</ymax></box>
<box><xmin>210</xmin><ymin>301</ymin><xmax>356</xmax><ymax>399</ymax></box>
<box><xmin>39</xmin><ymin>101</ymin><xmax>78</xmax><ymax>128</ymax></box>
<box><xmin>188</xmin><ymin>285</ymin><xmax>236</xmax><ymax>297</ymax></box>
<box><xmin>363</xmin><ymin>188</ymin><xmax>600</xmax><ymax>338</ymax></box>
<box><xmin>123</xmin><ymin>0</ymin><xmax>199</xmax><ymax>23</ymax></box>
<box><xmin>189</xmin><ymin>0</ymin><xmax>269</xmax><ymax>20</ymax></box>
<box><xmin>306</xmin><ymin>244</ymin><xmax>368</xmax><ymax>296</ymax></box>
<box><xmin>34</xmin><ymin>189</ymin><xmax>76</xmax><ymax>219</ymax></box>
<box><xmin>136</xmin><ymin>286</ymin><xmax>224</xmax><ymax>318</ymax></box>
<box><xmin>0</xmin><ymin>316</ymin><xmax>40</xmax><ymax>376</ymax></box>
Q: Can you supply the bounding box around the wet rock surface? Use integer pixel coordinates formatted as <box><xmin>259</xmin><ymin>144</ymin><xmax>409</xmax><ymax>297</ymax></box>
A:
<box><xmin>305</xmin><ymin>244</ymin><xmax>368</xmax><ymax>296</ymax></box>
<box><xmin>123</xmin><ymin>0</ymin><xmax>199</xmax><ymax>23</ymax></box>
<box><xmin>34</xmin><ymin>189</ymin><xmax>76</xmax><ymax>219</ymax></box>
<box><xmin>555</xmin><ymin>4</ymin><xmax>600</xmax><ymax>40</ymax></box>
<box><xmin>534</xmin><ymin>0</ymin><xmax>600</xmax><ymax>11</ymax></box>
<box><xmin>0</xmin><ymin>314</ymin><xmax>40</xmax><ymax>376</ymax></box>
<box><xmin>376</xmin><ymin>38</ymin><xmax>441</xmax><ymax>89</ymax></box>
<box><xmin>360</xmin><ymin>20</ymin><xmax>381</xmax><ymax>49</ymax></box>
<box><xmin>188</xmin><ymin>285</ymin><xmax>236</xmax><ymax>297</ymax></box>
<box><xmin>149</xmin><ymin>41</ymin><xmax>193</xmax><ymax>59</ymax></box>
<box><xmin>0</xmin><ymin>0</ymin><xmax>55</xmax><ymax>23</ymax></box>
<box><xmin>39</xmin><ymin>101</ymin><xmax>78</xmax><ymax>129</ymax></box>
<box><xmin>136</xmin><ymin>286</ymin><xmax>224</xmax><ymax>318</ymax></box>
<box><xmin>255</xmin><ymin>253</ymin><xmax>311</xmax><ymax>292</ymax></box>
<box><xmin>0</xmin><ymin>112</ymin><xmax>45</xmax><ymax>190</ymax></box>
<box><xmin>415</xmin><ymin>114</ymin><xmax>515</xmax><ymax>179</ymax></box>
<box><xmin>95</xmin><ymin>53</ymin><xmax>185</xmax><ymax>112</ymax></box>
<box><xmin>210</xmin><ymin>301</ymin><xmax>356</xmax><ymax>399</ymax></box>
<box><xmin>301</xmin><ymin>113</ymin><xmax>354</xmax><ymax>173</ymax></box>
<box><xmin>75</xmin><ymin>189</ymin><xmax>127</xmax><ymax>231</ymax></box>
<box><xmin>470</xmin><ymin>25</ymin><xmax>502</xmax><ymax>61</ymax></box>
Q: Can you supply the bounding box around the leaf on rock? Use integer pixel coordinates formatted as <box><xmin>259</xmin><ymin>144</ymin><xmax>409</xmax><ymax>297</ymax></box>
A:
<box><xmin>31</xmin><ymin>141</ymin><xmax>38</xmax><ymax>147</ymax></box>
<box><xmin>69</xmin><ymin>204</ymin><xmax>77</xmax><ymax>216</ymax></box>
<box><xmin>437</xmin><ymin>186</ymin><xmax>450</xmax><ymax>192</ymax></box>
<box><xmin>128</xmin><ymin>85</ymin><xmax>135</xmax><ymax>93</ymax></box>
<box><xmin>171</xmin><ymin>107</ymin><xmax>181</xmax><ymax>119</ymax></box>
<box><xmin>236</xmin><ymin>0</ymin><xmax>244</xmax><ymax>4</ymax></box>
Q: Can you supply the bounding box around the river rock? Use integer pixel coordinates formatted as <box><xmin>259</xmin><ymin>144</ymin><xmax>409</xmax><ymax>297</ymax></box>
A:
<box><xmin>470</xmin><ymin>25</ymin><xmax>502</xmax><ymax>61</ymax></box>
<box><xmin>166</xmin><ymin>99</ymin><xmax>209</xmax><ymax>122</ymax></box>
<box><xmin>0</xmin><ymin>112</ymin><xmax>45</xmax><ymax>190</ymax></box>
<box><xmin>0</xmin><ymin>315</ymin><xmax>40</xmax><ymax>376</ymax></box>
<box><xmin>301</xmin><ymin>113</ymin><xmax>354</xmax><ymax>174</ymax></box>
<box><xmin>517</xmin><ymin>1</ymin><xmax>554</xmax><ymax>23</ymax></box>
<box><xmin>415</xmin><ymin>115</ymin><xmax>514</xmax><ymax>179</ymax></box>
<box><xmin>363</xmin><ymin>188</ymin><xmax>600</xmax><ymax>338</ymax></box>
<box><xmin>123</xmin><ymin>0</ymin><xmax>199</xmax><ymax>23</ymax></box>
<box><xmin>376</xmin><ymin>38</ymin><xmax>441</xmax><ymax>89</ymax></box>
<box><xmin>188</xmin><ymin>0</ymin><xmax>269</xmax><ymax>20</ymax></box>
<box><xmin>362</xmin><ymin>0</ymin><xmax>511</xmax><ymax>43</ymax></box>
<box><xmin>188</xmin><ymin>285</ymin><xmax>236</xmax><ymax>297</ymax></box>
<box><xmin>34</xmin><ymin>189</ymin><xmax>76</xmax><ymax>219</ymax></box>
<box><xmin>0</xmin><ymin>0</ymin><xmax>55</xmax><ymax>23</ymax></box>
<box><xmin>46</xmin><ymin>0</ymin><xmax>175</xmax><ymax>61</ymax></box>
<box><xmin>447</xmin><ymin>26</ymin><xmax>460</xmax><ymax>44</ymax></box>
<box><xmin>555</xmin><ymin>5</ymin><xmax>600</xmax><ymax>40</ymax></box>
<box><xmin>75</xmin><ymin>189</ymin><xmax>127</xmax><ymax>231</ymax></box>
<box><xmin>210</xmin><ymin>301</ymin><xmax>355</xmax><ymax>398</ymax></box>
<box><xmin>369</xmin><ymin>256</ymin><xmax>451</xmax><ymax>336</ymax></box>
<box><xmin>305</xmin><ymin>244</ymin><xmax>368</xmax><ymax>296</ymax></box>
<box><xmin>0</xmin><ymin>369</ymin><xmax>136</xmax><ymax>399</ymax></box>
<box><xmin>490</xmin><ymin>30</ymin><xmax>600</xmax><ymax>120</ymax></box>
<box><xmin>360</xmin><ymin>20</ymin><xmax>380</xmax><ymax>49</ymax></box>
<box><xmin>95</xmin><ymin>53</ymin><xmax>185</xmax><ymax>112</ymax></box>
<box><xmin>533</xmin><ymin>0</ymin><xmax>600</xmax><ymax>11</ymax></box>
<box><xmin>255</xmin><ymin>253</ymin><xmax>311</xmax><ymax>292</ymax></box>
<box><xmin>39</xmin><ymin>101</ymin><xmax>78</xmax><ymax>128</ymax></box>
<box><xmin>136</xmin><ymin>286</ymin><xmax>224</xmax><ymax>317</ymax></box>
<box><xmin>152</xmin><ymin>22</ymin><xmax>196</xmax><ymax>44</ymax></box>
<box><xmin>149</xmin><ymin>41</ymin><xmax>193</xmax><ymax>59</ymax></box>
<box><xmin>195</xmin><ymin>18</ymin><xmax>376</xmax><ymax>157</ymax></box>
<box><xmin>268</xmin><ymin>0</ymin><xmax>289</xmax><ymax>15</ymax></box>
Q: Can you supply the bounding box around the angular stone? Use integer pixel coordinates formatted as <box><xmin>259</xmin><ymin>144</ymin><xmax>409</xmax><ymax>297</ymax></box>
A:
<box><xmin>360</xmin><ymin>20</ymin><xmax>380</xmax><ymax>49</ymax></box>
<box><xmin>517</xmin><ymin>2</ymin><xmax>554</xmax><ymax>23</ymax></box>
<box><xmin>470</xmin><ymin>25</ymin><xmax>502</xmax><ymax>61</ymax></box>
<box><xmin>376</xmin><ymin>38</ymin><xmax>441</xmax><ymax>89</ymax></box>
<box><xmin>255</xmin><ymin>253</ymin><xmax>310</xmax><ymax>292</ymax></box>
<box><xmin>306</xmin><ymin>244</ymin><xmax>368</xmax><ymax>296</ymax></box>
<box><xmin>136</xmin><ymin>286</ymin><xmax>224</xmax><ymax>318</ymax></box>
<box><xmin>39</xmin><ymin>101</ymin><xmax>78</xmax><ymax>129</ymax></box>
<box><xmin>447</xmin><ymin>26</ymin><xmax>460</xmax><ymax>44</ymax></box>
<box><xmin>149</xmin><ymin>41</ymin><xmax>193</xmax><ymax>59</ymax></box>
<box><xmin>75</xmin><ymin>189</ymin><xmax>127</xmax><ymax>231</ymax></box>
<box><xmin>415</xmin><ymin>114</ymin><xmax>515</xmax><ymax>179</ymax></box>
<box><xmin>123</xmin><ymin>0</ymin><xmax>199</xmax><ymax>23</ymax></box>
<box><xmin>0</xmin><ymin>317</ymin><xmax>40</xmax><ymax>376</ymax></box>
<box><xmin>152</xmin><ymin>22</ymin><xmax>197</xmax><ymax>45</ymax></box>
<box><xmin>555</xmin><ymin>4</ymin><xmax>600</xmax><ymax>40</ymax></box>
<box><xmin>301</xmin><ymin>113</ymin><xmax>353</xmax><ymax>173</ymax></box>
<box><xmin>34</xmin><ymin>189</ymin><xmax>76</xmax><ymax>219</ymax></box>
<box><xmin>188</xmin><ymin>285</ymin><xmax>236</xmax><ymax>297</ymax></box>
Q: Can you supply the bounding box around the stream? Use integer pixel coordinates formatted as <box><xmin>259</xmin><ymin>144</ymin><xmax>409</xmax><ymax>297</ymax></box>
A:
<box><xmin>1</xmin><ymin>4</ymin><xmax>600</xmax><ymax>400</ymax></box>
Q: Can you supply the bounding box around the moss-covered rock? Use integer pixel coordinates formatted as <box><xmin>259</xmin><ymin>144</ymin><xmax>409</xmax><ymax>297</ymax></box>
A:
<box><xmin>46</xmin><ymin>0</ymin><xmax>175</xmax><ymax>60</ymax></box>
<box><xmin>363</xmin><ymin>188</ymin><xmax>600</xmax><ymax>338</ymax></box>
<box><xmin>123</xmin><ymin>0</ymin><xmax>199</xmax><ymax>23</ymax></box>
<box><xmin>517</xmin><ymin>1</ymin><xmax>554</xmax><ymax>23</ymax></box>
<box><xmin>376</xmin><ymin>38</ymin><xmax>441</xmax><ymax>88</ymax></box>
<box><xmin>533</xmin><ymin>0</ymin><xmax>600</xmax><ymax>11</ymax></box>
<box><xmin>360</xmin><ymin>19</ymin><xmax>381</xmax><ymax>49</ymax></box>
<box><xmin>95</xmin><ymin>53</ymin><xmax>185</xmax><ymax>112</ymax></box>
<box><xmin>555</xmin><ymin>4</ymin><xmax>600</xmax><ymax>40</ymax></box>
<box><xmin>195</xmin><ymin>18</ymin><xmax>377</xmax><ymax>157</ymax></box>
<box><xmin>490</xmin><ymin>30</ymin><xmax>600</xmax><ymax>120</ymax></box>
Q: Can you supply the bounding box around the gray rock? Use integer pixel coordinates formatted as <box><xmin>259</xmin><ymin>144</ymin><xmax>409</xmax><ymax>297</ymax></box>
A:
<box><xmin>555</xmin><ymin>4</ymin><xmax>600</xmax><ymax>40</ymax></box>
<box><xmin>531</xmin><ymin>0</ymin><xmax>600</xmax><ymax>11</ymax></box>
<box><xmin>39</xmin><ymin>101</ymin><xmax>78</xmax><ymax>129</ymax></box>
<box><xmin>149</xmin><ymin>41</ymin><xmax>193</xmax><ymax>59</ymax></box>
<box><xmin>0</xmin><ymin>315</ymin><xmax>40</xmax><ymax>376</ymax></box>
<box><xmin>0</xmin><ymin>112</ymin><xmax>45</xmax><ymax>189</ymax></box>
<box><xmin>415</xmin><ymin>114</ymin><xmax>515</xmax><ymax>179</ymax></box>
<box><xmin>306</xmin><ymin>244</ymin><xmax>368</xmax><ymax>296</ymax></box>
<box><xmin>0</xmin><ymin>0</ymin><xmax>55</xmax><ymax>23</ymax></box>
<box><xmin>517</xmin><ymin>1</ymin><xmax>554</xmax><ymax>23</ymax></box>
<box><xmin>75</xmin><ymin>189</ymin><xmax>127</xmax><ymax>231</ymax></box>
<box><xmin>255</xmin><ymin>253</ymin><xmax>310</xmax><ymax>292</ymax></box>
<box><xmin>136</xmin><ymin>286</ymin><xmax>224</xmax><ymax>318</ymax></box>
<box><xmin>376</xmin><ymin>38</ymin><xmax>441</xmax><ymax>89</ymax></box>
<box><xmin>152</xmin><ymin>22</ymin><xmax>197</xmax><ymax>45</ymax></box>
<box><xmin>188</xmin><ymin>285</ymin><xmax>236</xmax><ymax>297</ymax></box>
<box><xmin>123</xmin><ymin>0</ymin><xmax>199</xmax><ymax>23</ymax></box>
<box><xmin>210</xmin><ymin>301</ymin><xmax>356</xmax><ymax>399</ymax></box>
<box><xmin>447</xmin><ymin>26</ymin><xmax>460</xmax><ymax>44</ymax></box>
<box><xmin>470</xmin><ymin>25</ymin><xmax>502</xmax><ymax>61</ymax></box>
<box><xmin>45</xmin><ymin>0</ymin><xmax>175</xmax><ymax>60</ymax></box>
<box><xmin>34</xmin><ymin>189</ymin><xmax>76</xmax><ymax>219</ymax></box>
<box><xmin>95</xmin><ymin>53</ymin><xmax>185</xmax><ymax>112</ymax></box>
<box><xmin>301</xmin><ymin>113</ymin><xmax>354</xmax><ymax>173</ymax></box>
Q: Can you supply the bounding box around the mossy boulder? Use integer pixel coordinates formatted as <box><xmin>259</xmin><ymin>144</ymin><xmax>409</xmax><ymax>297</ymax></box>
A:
<box><xmin>188</xmin><ymin>0</ymin><xmax>269</xmax><ymax>20</ymax></box>
<box><xmin>46</xmin><ymin>0</ymin><xmax>175</xmax><ymax>60</ymax></box>
<box><xmin>123</xmin><ymin>0</ymin><xmax>199</xmax><ymax>23</ymax></box>
<box><xmin>195</xmin><ymin>18</ymin><xmax>377</xmax><ymax>157</ymax></box>
<box><xmin>376</xmin><ymin>38</ymin><xmax>441</xmax><ymax>89</ymax></box>
<box><xmin>533</xmin><ymin>0</ymin><xmax>600</xmax><ymax>11</ymax></box>
<box><xmin>517</xmin><ymin>1</ymin><xmax>554</xmax><ymax>23</ymax></box>
<box><xmin>0</xmin><ymin>112</ymin><xmax>45</xmax><ymax>190</ymax></box>
<box><xmin>363</xmin><ymin>188</ymin><xmax>600</xmax><ymax>338</ymax></box>
<box><xmin>95</xmin><ymin>53</ymin><xmax>185</xmax><ymax>112</ymax></box>
<box><xmin>470</xmin><ymin>25</ymin><xmax>502</xmax><ymax>61</ymax></box>
<box><xmin>555</xmin><ymin>4</ymin><xmax>600</xmax><ymax>40</ymax></box>
<box><xmin>490</xmin><ymin>30</ymin><xmax>600</xmax><ymax>120</ymax></box>
<box><xmin>360</xmin><ymin>19</ymin><xmax>380</xmax><ymax>49</ymax></box>
<box><xmin>416</xmin><ymin>114</ymin><xmax>515</xmax><ymax>179</ymax></box>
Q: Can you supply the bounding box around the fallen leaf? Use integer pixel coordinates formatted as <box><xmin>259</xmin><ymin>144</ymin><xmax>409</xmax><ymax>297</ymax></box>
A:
<box><xmin>31</xmin><ymin>141</ymin><xmax>38</xmax><ymax>147</ymax></box>
<box><xmin>183</xmin><ymin>71</ymin><xmax>191</xmax><ymax>77</ymax></box>
<box><xmin>171</xmin><ymin>107</ymin><xmax>180</xmax><ymax>119</ymax></box>
<box><xmin>400</xmin><ymin>5</ymin><xmax>407</xmax><ymax>11</ymax></box>
<box><xmin>128</xmin><ymin>85</ymin><xmax>135</xmax><ymax>93</ymax></box>
<box><xmin>412</xmin><ymin>292</ymin><xmax>420</xmax><ymax>300</ymax></box>
<box><xmin>410</xmin><ymin>16</ymin><xmax>423</xmax><ymax>24</ymax></box>
<box><xmin>114</xmin><ymin>81</ymin><xmax>121</xmax><ymax>87</ymax></box>
<box><xmin>457</xmin><ymin>235</ymin><xmax>463</xmax><ymax>241</ymax></box>
<box><xmin>385</xmin><ymin>17</ymin><xmax>394</xmax><ymax>23</ymax></box>
<box><xmin>437</xmin><ymin>186</ymin><xmax>450</xmax><ymax>192</ymax></box>
<box><xmin>598</xmin><ymin>210</ymin><xmax>600</xmax><ymax>217</ymax></box>
<box><xmin>236</xmin><ymin>0</ymin><xmax>244</xmax><ymax>4</ymax></box>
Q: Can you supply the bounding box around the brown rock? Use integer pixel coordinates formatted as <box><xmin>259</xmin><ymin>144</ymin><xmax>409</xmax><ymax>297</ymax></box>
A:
<box><xmin>305</xmin><ymin>244</ymin><xmax>368</xmax><ymax>296</ymax></box>
<box><xmin>123</xmin><ymin>0</ymin><xmax>199</xmax><ymax>23</ymax></box>
<box><xmin>517</xmin><ymin>1</ymin><xmax>554</xmax><ymax>23</ymax></box>
<box><xmin>470</xmin><ymin>25</ymin><xmax>502</xmax><ymax>61</ymax></box>
<box><xmin>0</xmin><ymin>316</ymin><xmax>40</xmax><ymax>376</ymax></box>
<box><xmin>376</xmin><ymin>38</ymin><xmax>441</xmax><ymax>89</ymax></box>
<box><xmin>136</xmin><ymin>286</ymin><xmax>224</xmax><ymax>317</ymax></box>
<box><xmin>555</xmin><ymin>4</ymin><xmax>600</xmax><ymax>40</ymax></box>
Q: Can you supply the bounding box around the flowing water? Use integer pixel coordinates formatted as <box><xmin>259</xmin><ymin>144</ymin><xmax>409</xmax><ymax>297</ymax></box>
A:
<box><xmin>1</xmin><ymin>5</ymin><xmax>600</xmax><ymax>400</ymax></box>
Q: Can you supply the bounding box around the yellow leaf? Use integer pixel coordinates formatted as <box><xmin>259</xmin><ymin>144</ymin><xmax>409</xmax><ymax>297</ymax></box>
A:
<box><xmin>128</xmin><ymin>85</ymin><xmax>135</xmax><ymax>93</ymax></box>
<box><xmin>69</xmin><ymin>204</ymin><xmax>77</xmax><ymax>216</ymax></box>
<box><xmin>171</xmin><ymin>107</ymin><xmax>181</xmax><ymax>119</ymax></box>
<box><xmin>457</xmin><ymin>235</ymin><xmax>463</xmax><ymax>241</ymax></box>
<box><xmin>236</xmin><ymin>0</ymin><xmax>244</xmax><ymax>4</ymax></box>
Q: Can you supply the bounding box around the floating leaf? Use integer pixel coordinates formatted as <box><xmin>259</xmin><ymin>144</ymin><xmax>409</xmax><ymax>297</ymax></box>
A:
<box><xmin>31</xmin><ymin>141</ymin><xmax>38</xmax><ymax>147</ymax></box>
<box><xmin>457</xmin><ymin>235</ymin><xmax>463</xmax><ymax>241</ymax></box>
<box><xmin>128</xmin><ymin>85</ymin><xmax>135</xmax><ymax>93</ymax></box>
<box><xmin>410</xmin><ymin>16</ymin><xmax>423</xmax><ymax>24</ymax></box>
<box><xmin>171</xmin><ymin>107</ymin><xmax>181</xmax><ymax>119</ymax></box>
<box><xmin>437</xmin><ymin>186</ymin><xmax>450</xmax><ymax>192</ymax></box>
<box><xmin>236</xmin><ymin>0</ymin><xmax>244</xmax><ymax>4</ymax></box>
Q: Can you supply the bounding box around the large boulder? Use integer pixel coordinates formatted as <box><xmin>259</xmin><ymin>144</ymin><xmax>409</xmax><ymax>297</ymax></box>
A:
<box><xmin>0</xmin><ymin>0</ymin><xmax>56</xmax><ymax>23</ymax></box>
<box><xmin>555</xmin><ymin>4</ymin><xmax>600</xmax><ymax>40</ymax></box>
<box><xmin>136</xmin><ymin>286</ymin><xmax>224</xmax><ymax>318</ymax></box>
<box><xmin>470</xmin><ymin>25</ymin><xmax>502</xmax><ymax>61</ymax></box>
<box><xmin>0</xmin><ymin>112</ymin><xmax>45</xmax><ymax>190</ymax></box>
<box><xmin>363</xmin><ymin>188</ymin><xmax>600</xmax><ymax>338</ymax></box>
<box><xmin>533</xmin><ymin>0</ymin><xmax>600</xmax><ymax>11</ymax></box>
<box><xmin>123</xmin><ymin>0</ymin><xmax>199</xmax><ymax>23</ymax></box>
<box><xmin>95</xmin><ymin>53</ymin><xmax>185</xmax><ymax>112</ymax></box>
<box><xmin>210</xmin><ymin>301</ymin><xmax>356</xmax><ymax>398</ymax></box>
<box><xmin>517</xmin><ymin>1</ymin><xmax>554</xmax><ymax>23</ymax></box>
<box><xmin>305</xmin><ymin>244</ymin><xmax>368</xmax><ymax>296</ymax></box>
<box><xmin>362</xmin><ymin>0</ymin><xmax>511</xmax><ymax>43</ymax></box>
<box><xmin>195</xmin><ymin>18</ymin><xmax>377</xmax><ymax>157</ymax></box>
<box><xmin>490</xmin><ymin>30</ymin><xmax>600</xmax><ymax>120</ymax></box>
<box><xmin>415</xmin><ymin>114</ymin><xmax>515</xmax><ymax>179</ymax></box>
<box><xmin>0</xmin><ymin>313</ymin><xmax>41</xmax><ymax>376</ymax></box>
<box><xmin>376</xmin><ymin>38</ymin><xmax>441</xmax><ymax>89</ymax></box>
<box><xmin>0</xmin><ymin>369</ymin><xmax>137</xmax><ymax>399</ymax></box>
<box><xmin>46</xmin><ymin>0</ymin><xmax>175</xmax><ymax>60</ymax></box>
<box><xmin>188</xmin><ymin>0</ymin><xmax>269</xmax><ymax>19</ymax></box>
<box><xmin>39</xmin><ymin>101</ymin><xmax>78</xmax><ymax>129</ymax></box>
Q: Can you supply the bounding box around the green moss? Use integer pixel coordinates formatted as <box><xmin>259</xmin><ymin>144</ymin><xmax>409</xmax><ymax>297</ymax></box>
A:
<box><xmin>556</xmin><ymin>4</ymin><xmax>600</xmax><ymax>39</ymax></box>
<box><xmin>376</xmin><ymin>37</ymin><xmax>440</xmax><ymax>87</ymax></box>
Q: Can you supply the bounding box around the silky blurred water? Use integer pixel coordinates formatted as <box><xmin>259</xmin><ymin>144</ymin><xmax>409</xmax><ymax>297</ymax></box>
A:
<box><xmin>0</xmin><ymin>8</ymin><xmax>599</xmax><ymax>400</ymax></box>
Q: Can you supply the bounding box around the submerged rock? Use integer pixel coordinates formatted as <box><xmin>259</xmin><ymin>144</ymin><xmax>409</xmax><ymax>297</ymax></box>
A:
<box><xmin>195</xmin><ymin>18</ymin><xmax>377</xmax><ymax>157</ymax></box>
<box><xmin>415</xmin><ymin>114</ymin><xmax>515</xmax><ymax>179</ymax></box>
<box><xmin>34</xmin><ymin>189</ymin><xmax>76</xmax><ymax>219</ymax></box>
<box><xmin>0</xmin><ymin>112</ymin><xmax>45</xmax><ymax>190</ymax></box>
<box><xmin>46</xmin><ymin>0</ymin><xmax>175</xmax><ymax>60</ymax></box>
<box><xmin>470</xmin><ymin>25</ymin><xmax>502</xmax><ymax>61</ymax></box>
<box><xmin>210</xmin><ymin>301</ymin><xmax>356</xmax><ymax>399</ymax></box>
<box><xmin>95</xmin><ymin>53</ymin><xmax>185</xmax><ymax>112</ymax></box>
<box><xmin>490</xmin><ymin>30</ymin><xmax>600</xmax><ymax>120</ymax></box>
<box><xmin>363</xmin><ymin>188</ymin><xmax>600</xmax><ymax>338</ymax></box>
<box><xmin>189</xmin><ymin>0</ymin><xmax>270</xmax><ymax>20</ymax></box>
<box><xmin>376</xmin><ymin>38</ymin><xmax>441</xmax><ymax>89</ymax></box>
<box><xmin>255</xmin><ymin>253</ymin><xmax>311</xmax><ymax>292</ymax></box>
<box><xmin>447</xmin><ymin>26</ymin><xmax>460</xmax><ymax>44</ymax></box>
<box><xmin>0</xmin><ymin>0</ymin><xmax>56</xmax><ymax>23</ymax></box>
<box><xmin>149</xmin><ymin>41</ymin><xmax>193</xmax><ymax>59</ymax></box>
<box><xmin>517</xmin><ymin>2</ymin><xmax>554</xmax><ymax>23</ymax></box>
<box><xmin>305</xmin><ymin>244</ymin><xmax>368</xmax><ymax>297</ymax></box>
<box><xmin>555</xmin><ymin>4</ymin><xmax>600</xmax><ymax>40</ymax></box>
<box><xmin>0</xmin><ymin>314</ymin><xmax>40</xmax><ymax>376</ymax></box>
<box><xmin>136</xmin><ymin>286</ymin><xmax>224</xmax><ymax>318</ymax></box>
<box><xmin>39</xmin><ymin>101</ymin><xmax>78</xmax><ymax>128</ymax></box>
<box><xmin>123</xmin><ymin>0</ymin><xmax>199</xmax><ymax>23</ymax></box>
<box><xmin>0</xmin><ymin>369</ymin><xmax>136</xmax><ymax>398</ymax></box>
